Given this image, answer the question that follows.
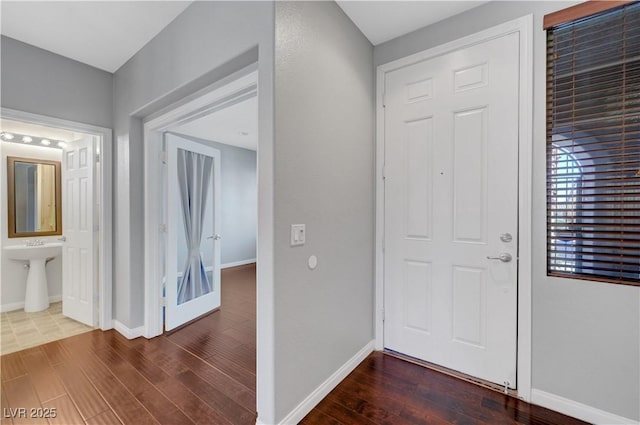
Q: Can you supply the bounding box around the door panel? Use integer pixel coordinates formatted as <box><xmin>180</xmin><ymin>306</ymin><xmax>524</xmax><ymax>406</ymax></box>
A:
<box><xmin>165</xmin><ymin>133</ymin><xmax>221</xmax><ymax>331</ymax></box>
<box><xmin>62</xmin><ymin>136</ymin><xmax>95</xmax><ymax>326</ymax></box>
<box><xmin>384</xmin><ymin>32</ymin><xmax>519</xmax><ymax>387</ymax></box>
<box><xmin>406</xmin><ymin>118</ymin><xmax>433</xmax><ymax>239</ymax></box>
<box><xmin>404</xmin><ymin>260</ymin><xmax>432</xmax><ymax>333</ymax></box>
<box><xmin>452</xmin><ymin>266</ymin><xmax>485</xmax><ymax>347</ymax></box>
<box><xmin>453</xmin><ymin>108</ymin><xmax>487</xmax><ymax>243</ymax></box>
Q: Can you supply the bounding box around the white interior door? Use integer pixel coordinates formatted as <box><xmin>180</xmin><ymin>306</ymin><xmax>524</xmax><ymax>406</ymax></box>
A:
<box><xmin>62</xmin><ymin>136</ymin><xmax>95</xmax><ymax>326</ymax></box>
<box><xmin>384</xmin><ymin>32</ymin><xmax>520</xmax><ymax>388</ymax></box>
<box><xmin>165</xmin><ymin>133</ymin><xmax>221</xmax><ymax>331</ymax></box>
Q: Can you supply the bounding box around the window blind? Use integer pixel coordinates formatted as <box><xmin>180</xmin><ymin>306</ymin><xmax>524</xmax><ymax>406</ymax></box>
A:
<box><xmin>546</xmin><ymin>1</ymin><xmax>640</xmax><ymax>286</ymax></box>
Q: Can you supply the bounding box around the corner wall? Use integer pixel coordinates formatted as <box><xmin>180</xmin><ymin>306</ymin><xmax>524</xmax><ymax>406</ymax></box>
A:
<box><xmin>111</xmin><ymin>0</ymin><xmax>273</xmax><ymax>329</ymax></box>
<box><xmin>110</xmin><ymin>1</ymin><xmax>276</xmax><ymax>421</ymax></box>
<box><xmin>374</xmin><ymin>2</ymin><xmax>640</xmax><ymax>421</ymax></box>
<box><xmin>274</xmin><ymin>1</ymin><xmax>374</xmax><ymax>421</ymax></box>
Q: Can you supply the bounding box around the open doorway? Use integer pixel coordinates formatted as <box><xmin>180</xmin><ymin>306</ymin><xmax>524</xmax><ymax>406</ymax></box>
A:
<box><xmin>144</xmin><ymin>68</ymin><xmax>257</xmax><ymax>333</ymax></box>
<box><xmin>0</xmin><ymin>112</ymin><xmax>113</xmax><ymax>355</ymax></box>
<box><xmin>143</xmin><ymin>68</ymin><xmax>258</xmax><ymax>416</ymax></box>
<box><xmin>162</xmin><ymin>106</ymin><xmax>257</xmax><ymax>329</ymax></box>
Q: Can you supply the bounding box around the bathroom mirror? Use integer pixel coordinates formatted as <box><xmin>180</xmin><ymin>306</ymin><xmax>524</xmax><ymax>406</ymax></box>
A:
<box><xmin>7</xmin><ymin>156</ymin><xmax>62</xmax><ymax>238</ymax></box>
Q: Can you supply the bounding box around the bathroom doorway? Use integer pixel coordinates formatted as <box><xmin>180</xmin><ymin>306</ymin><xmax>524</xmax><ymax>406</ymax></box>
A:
<box><xmin>0</xmin><ymin>110</ymin><xmax>112</xmax><ymax>355</ymax></box>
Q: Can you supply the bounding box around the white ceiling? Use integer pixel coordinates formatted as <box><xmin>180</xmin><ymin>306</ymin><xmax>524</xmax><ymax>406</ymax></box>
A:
<box><xmin>171</xmin><ymin>96</ymin><xmax>258</xmax><ymax>151</ymax></box>
<box><xmin>336</xmin><ymin>1</ymin><xmax>489</xmax><ymax>45</ymax></box>
<box><xmin>0</xmin><ymin>1</ymin><xmax>491</xmax><ymax>74</ymax></box>
<box><xmin>1</xmin><ymin>1</ymin><xmax>486</xmax><ymax>149</ymax></box>
<box><xmin>0</xmin><ymin>1</ymin><xmax>192</xmax><ymax>72</ymax></box>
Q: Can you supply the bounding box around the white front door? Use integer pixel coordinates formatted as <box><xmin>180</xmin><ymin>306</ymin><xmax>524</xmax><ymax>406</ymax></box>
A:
<box><xmin>62</xmin><ymin>136</ymin><xmax>96</xmax><ymax>326</ymax></box>
<box><xmin>383</xmin><ymin>32</ymin><xmax>520</xmax><ymax>387</ymax></box>
<box><xmin>165</xmin><ymin>133</ymin><xmax>221</xmax><ymax>331</ymax></box>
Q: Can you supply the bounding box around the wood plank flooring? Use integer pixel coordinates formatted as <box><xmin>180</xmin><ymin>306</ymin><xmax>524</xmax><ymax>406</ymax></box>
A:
<box><xmin>2</xmin><ymin>262</ymin><xmax>587</xmax><ymax>425</ymax></box>
<box><xmin>1</xmin><ymin>264</ymin><xmax>256</xmax><ymax>425</ymax></box>
<box><xmin>302</xmin><ymin>352</ymin><xmax>590</xmax><ymax>425</ymax></box>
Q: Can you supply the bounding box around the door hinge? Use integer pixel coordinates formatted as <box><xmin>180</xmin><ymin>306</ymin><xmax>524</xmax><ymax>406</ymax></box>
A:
<box><xmin>161</xmin><ymin>151</ymin><xmax>167</xmax><ymax>164</ymax></box>
<box><xmin>161</xmin><ymin>297</ymin><xmax>167</xmax><ymax>307</ymax></box>
<box><xmin>381</xmin><ymin>308</ymin><xmax>385</xmax><ymax>322</ymax></box>
<box><xmin>159</xmin><ymin>223</ymin><xmax>167</xmax><ymax>234</ymax></box>
<box><xmin>382</xmin><ymin>165</ymin><xmax>386</xmax><ymax>180</ymax></box>
<box><xmin>382</xmin><ymin>238</ymin><xmax>385</xmax><ymax>253</ymax></box>
<box><xmin>382</xmin><ymin>92</ymin><xmax>386</xmax><ymax>108</ymax></box>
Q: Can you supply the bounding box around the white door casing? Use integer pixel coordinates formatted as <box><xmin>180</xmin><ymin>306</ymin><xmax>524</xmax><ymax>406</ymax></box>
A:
<box><xmin>1</xmin><ymin>108</ymin><xmax>113</xmax><ymax>331</ymax></box>
<box><xmin>143</xmin><ymin>68</ymin><xmax>258</xmax><ymax>339</ymax></box>
<box><xmin>165</xmin><ymin>133</ymin><xmax>221</xmax><ymax>331</ymax></box>
<box><xmin>383</xmin><ymin>32</ymin><xmax>520</xmax><ymax>387</ymax></box>
<box><xmin>62</xmin><ymin>136</ymin><xmax>96</xmax><ymax>326</ymax></box>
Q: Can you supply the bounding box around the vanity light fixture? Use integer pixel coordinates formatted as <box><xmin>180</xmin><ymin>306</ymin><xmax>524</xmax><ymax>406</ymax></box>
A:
<box><xmin>0</xmin><ymin>131</ymin><xmax>67</xmax><ymax>150</ymax></box>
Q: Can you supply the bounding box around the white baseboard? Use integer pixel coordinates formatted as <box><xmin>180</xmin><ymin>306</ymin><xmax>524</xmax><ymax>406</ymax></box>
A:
<box><xmin>531</xmin><ymin>389</ymin><xmax>639</xmax><ymax>425</ymax></box>
<box><xmin>1</xmin><ymin>294</ymin><xmax>63</xmax><ymax>313</ymax></box>
<box><xmin>222</xmin><ymin>258</ymin><xmax>256</xmax><ymax>269</ymax></box>
<box><xmin>275</xmin><ymin>340</ymin><xmax>375</xmax><ymax>425</ymax></box>
<box><xmin>113</xmin><ymin>320</ymin><xmax>145</xmax><ymax>340</ymax></box>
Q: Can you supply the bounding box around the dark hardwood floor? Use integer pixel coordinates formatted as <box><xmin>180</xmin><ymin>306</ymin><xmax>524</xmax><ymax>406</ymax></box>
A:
<box><xmin>1</xmin><ymin>264</ymin><xmax>256</xmax><ymax>425</ymax></box>
<box><xmin>2</xmin><ymin>262</ymin><xmax>587</xmax><ymax>425</ymax></box>
<box><xmin>303</xmin><ymin>353</ymin><xmax>589</xmax><ymax>425</ymax></box>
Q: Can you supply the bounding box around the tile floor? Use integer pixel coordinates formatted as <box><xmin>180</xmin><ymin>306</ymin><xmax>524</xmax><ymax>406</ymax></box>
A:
<box><xmin>0</xmin><ymin>302</ymin><xmax>93</xmax><ymax>355</ymax></box>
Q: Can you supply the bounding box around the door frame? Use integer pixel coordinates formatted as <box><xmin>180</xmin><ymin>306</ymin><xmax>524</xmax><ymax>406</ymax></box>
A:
<box><xmin>143</xmin><ymin>65</ymin><xmax>258</xmax><ymax>338</ymax></box>
<box><xmin>375</xmin><ymin>15</ymin><xmax>533</xmax><ymax>401</ymax></box>
<box><xmin>1</xmin><ymin>107</ymin><xmax>114</xmax><ymax>331</ymax></box>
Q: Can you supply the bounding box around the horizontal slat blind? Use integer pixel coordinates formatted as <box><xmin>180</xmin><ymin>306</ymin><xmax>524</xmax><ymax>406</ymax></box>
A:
<box><xmin>547</xmin><ymin>1</ymin><xmax>640</xmax><ymax>286</ymax></box>
<box><xmin>543</xmin><ymin>1</ymin><xmax>635</xmax><ymax>30</ymax></box>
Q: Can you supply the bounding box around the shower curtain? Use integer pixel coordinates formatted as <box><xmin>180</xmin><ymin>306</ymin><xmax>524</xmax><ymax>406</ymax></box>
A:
<box><xmin>177</xmin><ymin>148</ymin><xmax>214</xmax><ymax>304</ymax></box>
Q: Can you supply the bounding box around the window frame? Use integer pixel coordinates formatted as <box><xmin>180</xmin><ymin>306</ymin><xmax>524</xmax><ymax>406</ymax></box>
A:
<box><xmin>545</xmin><ymin>1</ymin><xmax>640</xmax><ymax>287</ymax></box>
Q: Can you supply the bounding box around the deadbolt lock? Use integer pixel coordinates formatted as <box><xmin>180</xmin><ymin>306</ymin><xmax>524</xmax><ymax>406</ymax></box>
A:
<box><xmin>500</xmin><ymin>233</ymin><xmax>513</xmax><ymax>243</ymax></box>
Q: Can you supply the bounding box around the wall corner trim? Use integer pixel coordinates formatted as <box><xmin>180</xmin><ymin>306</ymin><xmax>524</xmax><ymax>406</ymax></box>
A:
<box><xmin>531</xmin><ymin>389</ymin><xmax>639</xmax><ymax>425</ymax></box>
<box><xmin>274</xmin><ymin>340</ymin><xmax>375</xmax><ymax>425</ymax></box>
<box><xmin>113</xmin><ymin>320</ymin><xmax>145</xmax><ymax>340</ymax></box>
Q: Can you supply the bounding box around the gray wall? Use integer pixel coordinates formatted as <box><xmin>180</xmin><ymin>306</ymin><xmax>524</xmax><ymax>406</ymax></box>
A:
<box><xmin>375</xmin><ymin>2</ymin><xmax>640</xmax><ymax>420</ymax></box>
<box><xmin>168</xmin><ymin>133</ymin><xmax>257</xmax><ymax>266</ymax></box>
<box><xmin>274</xmin><ymin>2</ymin><xmax>374</xmax><ymax>421</ymax></box>
<box><xmin>0</xmin><ymin>36</ymin><xmax>113</xmax><ymax>129</ymax></box>
<box><xmin>111</xmin><ymin>1</ymin><xmax>274</xmax><ymax>330</ymax></box>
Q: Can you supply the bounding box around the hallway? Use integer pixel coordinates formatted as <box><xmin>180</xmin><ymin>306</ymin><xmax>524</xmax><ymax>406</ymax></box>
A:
<box><xmin>2</xmin><ymin>262</ymin><xmax>586</xmax><ymax>425</ymax></box>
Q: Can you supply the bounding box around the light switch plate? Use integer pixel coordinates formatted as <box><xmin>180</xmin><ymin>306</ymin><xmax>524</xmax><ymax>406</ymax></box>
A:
<box><xmin>291</xmin><ymin>224</ymin><xmax>305</xmax><ymax>246</ymax></box>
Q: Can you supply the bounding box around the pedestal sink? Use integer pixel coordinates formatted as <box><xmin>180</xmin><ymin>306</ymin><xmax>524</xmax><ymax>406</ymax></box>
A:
<box><xmin>4</xmin><ymin>243</ymin><xmax>62</xmax><ymax>312</ymax></box>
